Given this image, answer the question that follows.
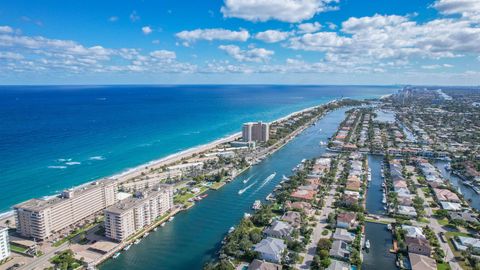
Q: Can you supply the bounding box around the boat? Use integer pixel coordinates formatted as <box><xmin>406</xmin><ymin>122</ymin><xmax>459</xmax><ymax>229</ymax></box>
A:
<box><xmin>464</xmin><ymin>181</ymin><xmax>474</xmax><ymax>187</ymax></box>
<box><xmin>266</xmin><ymin>193</ymin><xmax>274</xmax><ymax>201</ymax></box>
<box><xmin>244</xmin><ymin>213</ymin><xmax>251</xmax><ymax>218</ymax></box>
<box><xmin>319</xmin><ymin>141</ymin><xmax>327</xmax><ymax>146</ymax></box>
<box><xmin>134</xmin><ymin>239</ymin><xmax>141</xmax><ymax>245</ymax></box>
<box><xmin>282</xmin><ymin>175</ymin><xmax>289</xmax><ymax>181</ymax></box>
<box><xmin>143</xmin><ymin>232</ymin><xmax>149</xmax><ymax>238</ymax></box>
<box><xmin>382</xmin><ymin>197</ymin><xmax>387</xmax><ymax>204</ymax></box>
<box><xmin>153</xmin><ymin>227</ymin><xmax>158</xmax><ymax>232</ymax></box>
<box><xmin>472</xmin><ymin>186</ymin><xmax>480</xmax><ymax>194</ymax></box>
<box><xmin>168</xmin><ymin>216</ymin><xmax>174</xmax><ymax>222</ymax></box>
<box><xmin>243</xmin><ymin>175</ymin><xmax>253</xmax><ymax>184</ymax></box>
<box><xmin>228</xmin><ymin>227</ymin><xmax>235</xmax><ymax>233</ymax></box>
<box><xmin>387</xmin><ymin>224</ymin><xmax>392</xmax><ymax>231</ymax></box>
<box><xmin>365</xmin><ymin>240</ymin><xmax>370</xmax><ymax>249</ymax></box>
<box><xmin>113</xmin><ymin>252</ymin><xmax>121</xmax><ymax>259</ymax></box>
<box><xmin>124</xmin><ymin>244</ymin><xmax>132</xmax><ymax>251</ymax></box>
<box><xmin>381</xmin><ymin>183</ymin><xmax>385</xmax><ymax>187</ymax></box>
<box><xmin>252</xmin><ymin>200</ymin><xmax>262</xmax><ymax>210</ymax></box>
<box><xmin>161</xmin><ymin>223</ymin><xmax>166</xmax><ymax>227</ymax></box>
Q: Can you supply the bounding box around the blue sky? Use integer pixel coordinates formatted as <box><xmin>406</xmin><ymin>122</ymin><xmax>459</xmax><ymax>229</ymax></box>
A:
<box><xmin>0</xmin><ymin>0</ymin><xmax>479</xmax><ymax>85</ymax></box>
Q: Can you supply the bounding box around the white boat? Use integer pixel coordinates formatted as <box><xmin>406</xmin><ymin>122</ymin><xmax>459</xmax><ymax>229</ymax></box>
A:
<box><xmin>124</xmin><ymin>244</ymin><xmax>132</xmax><ymax>251</ymax></box>
<box><xmin>252</xmin><ymin>200</ymin><xmax>262</xmax><ymax>210</ymax></box>
<box><xmin>153</xmin><ymin>227</ymin><xmax>158</xmax><ymax>232</ymax></box>
<box><xmin>319</xmin><ymin>141</ymin><xmax>327</xmax><ymax>146</ymax></box>
<box><xmin>113</xmin><ymin>252</ymin><xmax>121</xmax><ymax>259</ymax></box>
<box><xmin>161</xmin><ymin>223</ymin><xmax>166</xmax><ymax>227</ymax></box>
<box><xmin>228</xmin><ymin>226</ymin><xmax>235</xmax><ymax>233</ymax></box>
<box><xmin>168</xmin><ymin>216</ymin><xmax>174</xmax><ymax>222</ymax></box>
<box><xmin>381</xmin><ymin>183</ymin><xmax>385</xmax><ymax>187</ymax></box>
<box><xmin>244</xmin><ymin>213</ymin><xmax>251</xmax><ymax>218</ymax></box>
<box><xmin>365</xmin><ymin>240</ymin><xmax>370</xmax><ymax>249</ymax></box>
<box><xmin>472</xmin><ymin>186</ymin><xmax>480</xmax><ymax>194</ymax></box>
<box><xmin>143</xmin><ymin>232</ymin><xmax>149</xmax><ymax>238</ymax></box>
<box><xmin>134</xmin><ymin>239</ymin><xmax>141</xmax><ymax>245</ymax></box>
<box><xmin>387</xmin><ymin>224</ymin><xmax>392</xmax><ymax>231</ymax></box>
<box><xmin>282</xmin><ymin>175</ymin><xmax>289</xmax><ymax>181</ymax></box>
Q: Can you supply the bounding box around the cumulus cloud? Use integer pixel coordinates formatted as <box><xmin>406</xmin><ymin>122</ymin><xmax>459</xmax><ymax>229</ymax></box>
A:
<box><xmin>150</xmin><ymin>50</ymin><xmax>176</xmax><ymax>60</ymax></box>
<box><xmin>130</xmin><ymin>10</ymin><xmax>140</xmax><ymax>22</ymax></box>
<box><xmin>221</xmin><ymin>0</ymin><xmax>339</xmax><ymax>23</ymax></box>
<box><xmin>218</xmin><ymin>45</ymin><xmax>274</xmax><ymax>62</ymax></box>
<box><xmin>432</xmin><ymin>0</ymin><xmax>480</xmax><ymax>22</ymax></box>
<box><xmin>255</xmin><ymin>30</ymin><xmax>290</xmax><ymax>43</ymax></box>
<box><xmin>109</xmin><ymin>16</ymin><xmax>119</xmax><ymax>22</ymax></box>
<box><xmin>297</xmin><ymin>22</ymin><xmax>322</xmax><ymax>33</ymax></box>
<box><xmin>142</xmin><ymin>26</ymin><xmax>153</xmax><ymax>35</ymax></box>
<box><xmin>176</xmin><ymin>28</ymin><xmax>249</xmax><ymax>45</ymax></box>
<box><xmin>0</xmin><ymin>26</ymin><xmax>13</xmax><ymax>33</ymax></box>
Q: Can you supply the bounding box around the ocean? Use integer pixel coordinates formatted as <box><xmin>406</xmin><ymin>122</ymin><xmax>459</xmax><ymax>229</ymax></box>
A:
<box><xmin>0</xmin><ymin>85</ymin><xmax>395</xmax><ymax>212</ymax></box>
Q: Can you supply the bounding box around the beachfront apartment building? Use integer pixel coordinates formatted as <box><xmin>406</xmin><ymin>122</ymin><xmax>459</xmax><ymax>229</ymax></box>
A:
<box><xmin>0</xmin><ymin>226</ymin><xmax>10</xmax><ymax>261</ymax></box>
<box><xmin>242</xmin><ymin>122</ymin><xmax>269</xmax><ymax>143</ymax></box>
<box><xmin>104</xmin><ymin>185</ymin><xmax>173</xmax><ymax>242</ymax></box>
<box><xmin>14</xmin><ymin>181</ymin><xmax>117</xmax><ymax>240</ymax></box>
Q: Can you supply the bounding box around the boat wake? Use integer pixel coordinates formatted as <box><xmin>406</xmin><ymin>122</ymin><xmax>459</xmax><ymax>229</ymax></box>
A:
<box><xmin>243</xmin><ymin>175</ymin><xmax>254</xmax><ymax>184</ymax></box>
<box><xmin>238</xmin><ymin>181</ymin><xmax>258</xmax><ymax>195</ymax></box>
<box><xmin>256</xmin><ymin>172</ymin><xmax>277</xmax><ymax>190</ymax></box>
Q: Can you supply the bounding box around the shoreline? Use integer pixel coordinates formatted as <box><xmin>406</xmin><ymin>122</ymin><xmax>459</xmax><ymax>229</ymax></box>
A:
<box><xmin>0</xmin><ymin>100</ymin><xmax>339</xmax><ymax>220</ymax></box>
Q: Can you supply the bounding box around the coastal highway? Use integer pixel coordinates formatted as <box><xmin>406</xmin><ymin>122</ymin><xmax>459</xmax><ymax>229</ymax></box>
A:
<box><xmin>18</xmin><ymin>242</ymin><xmax>69</xmax><ymax>270</ymax></box>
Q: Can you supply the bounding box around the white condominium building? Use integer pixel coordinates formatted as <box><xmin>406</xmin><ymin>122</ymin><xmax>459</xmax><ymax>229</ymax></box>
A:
<box><xmin>0</xmin><ymin>226</ymin><xmax>10</xmax><ymax>261</ymax></box>
<box><xmin>14</xmin><ymin>180</ymin><xmax>117</xmax><ymax>240</ymax></box>
<box><xmin>242</xmin><ymin>121</ymin><xmax>269</xmax><ymax>143</ymax></box>
<box><xmin>104</xmin><ymin>185</ymin><xmax>173</xmax><ymax>242</ymax></box>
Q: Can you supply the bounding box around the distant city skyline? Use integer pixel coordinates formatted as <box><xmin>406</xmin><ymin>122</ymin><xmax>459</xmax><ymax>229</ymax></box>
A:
<box><xmin>0</xmin><ymin>0</ymin><xmax>479</xmax><ymax>85</ymax></box>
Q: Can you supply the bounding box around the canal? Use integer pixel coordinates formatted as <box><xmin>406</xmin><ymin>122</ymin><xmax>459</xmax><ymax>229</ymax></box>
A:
<box><xmin>362</xmin><ymin>222</ymin><xmax>397</xmax><ymax>270</ymax></box>
<box><xmin>100</xmin><ymin>108</ymin><xmax>349</xmax><ymax>270</ymax></box>
<box><xmin>365</xmin><ymin>155</ymin><xmax>385</xmax><ymax>215</ymax></box>
<box><xmin>435</xmin><ymin>160</ymin><xmax>480</xmax><ymax>210</ymax></box>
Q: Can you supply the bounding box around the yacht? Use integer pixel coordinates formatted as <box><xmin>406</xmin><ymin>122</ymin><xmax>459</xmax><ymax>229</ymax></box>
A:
<box><xmin>124</xmin><ymin>244</ymin><xmax>132</xmax><ymax>251</ymax></box>
<box><xmin>168</xmin><ymin>216</ymin><xmax>175</xmax><ymax>222</ymax></box>
<box><xmin>472</xmin><ymin>186</ymin><xmax>480</xmax><ymax>194</ymax></box>
<box><xmin>365</xmin><ymin>240</ymin><xmax>371</xmax><ymax>249</ymax></box>
<box><xmin>252</xmin><ymin>200</ymin><xmax>262</xmax><ymax>210</ymax></box>
<box><xmin>228</xmin><ymin>227</ymin><xmax>235</xmax><ymax>233</ymax></box>
<box><xmin>113</xmin><ymin>252</ymin><xmax>121</xmax><ymax>259</ymax></box>
<box><xmin>134</xmin><ymin>239</ymin><xmax>141</xmax><ymax>245</ymax></box>
<box><xmin>387</xmin><ymin>224</ymin><xmax>392</xmax><ymax>231</ymax></box>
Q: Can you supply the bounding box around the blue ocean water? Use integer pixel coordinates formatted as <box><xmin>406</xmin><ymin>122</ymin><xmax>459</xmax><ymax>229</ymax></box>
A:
<box><xmin>0</xmin><ymin>85</ymin><xmax>395</xmax><ymax>212</ymax></box>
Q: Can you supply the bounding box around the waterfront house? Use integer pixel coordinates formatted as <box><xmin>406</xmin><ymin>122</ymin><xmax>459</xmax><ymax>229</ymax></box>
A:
<box><xmin>397</xmin><ymin>205</ymin><xmax>417</xmax><ymax>217</ymax></box>
<box><xmin>333</xmin><ymin>228</ymin><xmax>356</xmax><ymax>243</ymax></box>
<box><xmin>326</xmin><ymin>259</ymin><xmax>351</xmax><ymax>270</ymax></box>
<box><xmin>346</xmin><ymin>180</ymin><xmax>361</xmax><ymax>192</ymax></box>
<box><xmin>402</xmin><ymin>225</ymin><xmax>425</xmax><ymax>239</ymax></box>
<box><xmin>281</xmin><ymin>211</ymin><xmax>302</xmax><ymax>227</ymax></box>
<box><xmin>336</xmin><ymin>212</ymin><xmax>357</xmax><ymax>229</ymax></box>
<box><xmin>433</xmin><ymin>188</ymin><xmax>460</xmax><ymax>202</ymax></box>
<box><xmin>248</xmin><ymin>259</ymin><xmax>282</xmax><ymax>270</ymax></box>
<box><xmin>452</xmin><ymin>236</ymin><xmax>480</xmax><ymax>253</ymax></box>
<box><xmin>284</xmin><ymin>201</ymin><xmax>313</xmax><ymax>215</ymax></box>
<box><xmin>329</xmin><ymin>240</ymin><xmax>351</xmax><ymax>260</ymax></box>
<box><xmin>290</xmin><ymin>189</ymin><xmax>316</xmax><ymax>201</ymax></box>
<box><xmin>263</xmin><ymin>221</ymin><xmax>293</xmax><ymax>239</ymax></box>
<box><xmin>440</xmin><ymin>201</ymin><xmax>462</xmax><ymax>211</ymax></box>
<box><xmin>253</xmin><ymin>237</ymin><xmax>287</xmax><ymax>263</ymax></box>
<box><xmin>341</xmin><ymin>194</ymin><xmax>358</xmax><ymax>207</ymax></box>
<box><xmin>298</xmin><ymin>184</ymin><xmax>319</xmax><ymax>191</ymax></box>
<box><xmin>406</xmin><ymin>237</ymin><xmax>432</xmax><ymax>256</ymax></box>
<box><xmin>409</xmin><ymin>253</ymin><xmax>437</xmax><ymax>270</ymax></box>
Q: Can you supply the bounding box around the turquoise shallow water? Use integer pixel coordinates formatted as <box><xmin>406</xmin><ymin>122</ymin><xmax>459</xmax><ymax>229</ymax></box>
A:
<box><xmin>100</xmin><ymin>106</ymin><xmax>349</xmax><ymax>270</ymax></box>
<box><xmin>0</xmin><ymin>85</ymin><xmax>395</xmax><ymax>212</ymax></box>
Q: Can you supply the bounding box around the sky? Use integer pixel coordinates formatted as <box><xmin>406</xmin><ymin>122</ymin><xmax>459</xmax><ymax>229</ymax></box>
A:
<box><xmin>0</xmin><ymin>0</ymin><xmax>479</xmax><ymax>85</ymax></box>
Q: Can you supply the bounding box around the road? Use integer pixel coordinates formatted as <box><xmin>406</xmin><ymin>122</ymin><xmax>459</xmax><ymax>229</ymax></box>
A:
<box><xmin>18</xmin><ymin>242</ymin><xmax>69</xmax><ymax>270</ymax></box>
<box><xmin>297</xmin><ymin>184</ymin><xmax>337</xmax><ymax>269</ymax></box>
<box><xmin>415</xmin><ymin>179</ymin><xmax>461</xmax><ymax>270</ymax></box>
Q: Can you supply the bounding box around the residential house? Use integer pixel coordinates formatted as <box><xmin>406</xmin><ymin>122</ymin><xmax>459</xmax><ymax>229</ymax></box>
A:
<box><xmin>336</xmin><ymin>212</ymin><xmax>357</xmax><ymax>229</ymax></box>
<box><xmin>333</xmin><ymin>228</ymin><xmax>356</xmax><ymax>243</ymax></box>
<box><xmin>433</xmin><ymin>188</ymin><xmax>460</xmax><ymax>202</ymax></box>
<box><xmin>248</xmin><ymin>259</ymin><xmax>282</xmax><ymax>270</ymax></box>
<box><xmin>329</xmin><ymin>240</ymin><xmax>351</xmax><ymax>260</ymax></box>
<box><xmin>253</xmin><ymin>237</ymin><xmax>287</xmax><ymax>263</ymax></box>
<box><xmin>281</xmin><ymin>211</ymin><xmax>302</xmax><ymax>227</ymax></box>
<box><xmin>406</xmin><ymin>237</ymin><xmax>432</xmax><ymax>256</ymax></box>
<box><xmin>409</xmin><ymin>253</ymin><xmax>437</xmax><ymax>270</ymax></box>
<box><xmin>326</xmin><ymin>259</ymin><xmax>351</xmax><ymax>270</ymax></box>
<box><xmin>448</xmin><ymin>211</ymin><xmax>478</xmax><ymax>223</ymax></box>
<box><xmin>263</xmin><ymin>221</ymin><xmax>293</xmax><ymax>239</ymax></box>
<box><xmin>290</xmin><ymin>189</ymin><xmax>316</xmax><ymax>201</ymax></box>
<box><xmin>453</xmin><ymin>236</ymin><xmax>480</xmax><ymax>253</ymax></box>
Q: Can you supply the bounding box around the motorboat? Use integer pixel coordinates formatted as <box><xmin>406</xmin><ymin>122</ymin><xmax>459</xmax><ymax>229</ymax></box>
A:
<box><xmin>252</xmin><ymin>200</ymin><xmax>262</xmax><ymax>210</ymax></box>
<box><xmin>113</xmin><ymin>252</ymin><xmax>121</xmax><ymax>259</ymax></box>
<box><xmin>124</xmin><ymin>244</ymin><xmax>132</xmax><ymax>251</ymax></box>
<box><xmin>228</xmin><ymin>227</ymin><xmax>235</xmax><ymax>233</ymax></box>
<box><xmin>365</xmin><ymin>240</ymin><xmax>370</xmax><ymax>249</ymax></box>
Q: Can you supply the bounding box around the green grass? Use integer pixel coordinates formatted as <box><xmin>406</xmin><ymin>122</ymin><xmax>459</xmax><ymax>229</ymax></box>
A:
<box><xmin>210</xmin><ymin>182</ymin><xmax>226</xmax><ymax>190</ymax></box>
<box><xmin>10</xmin><ymin>243</ymin><xmax>28</xmax><ymax>253</ymax></box>
<box><xmin>437</xmin><ymin>262</ymin><xmax>451</xmax><ymax>270</ymax></box>
<box><xmin>438</xmin><ymin>218</ymin><xmax>449</xmax><ymax>226</ymax></box>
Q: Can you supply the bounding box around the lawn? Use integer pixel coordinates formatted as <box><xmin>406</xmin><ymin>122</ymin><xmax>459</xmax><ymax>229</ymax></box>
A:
<box><xmin>437</xmin><ymin>218</ymin><xmax>449</xmax><ymax>226</ymax></box>
<box><xmin>9</xmin><ymin>243</ymin><xmax>28</xmax><ymax>254</ymax></box>
<box><xmin>53</xmin><ymin>222</ymin><xmax>98</xmax><ymax>247</ymax></box>
<box><xmin>437</xmin><ymin>262</ymin><xmax>451</xmax><ymax>270</ymax></box>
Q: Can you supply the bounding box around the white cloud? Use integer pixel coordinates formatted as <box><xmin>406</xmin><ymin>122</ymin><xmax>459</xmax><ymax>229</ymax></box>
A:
<box><xmin>176</xmin><ymin>28</ymin><xmax>249</xmax><ymax>45</ymax></box>
<box><xmin>432</xmin><ymin>0</ymin><xmax>480</xmax><ymax>22</ymax></box>
<box><xmin>0</xmin><ymin>52</ymin><xmax>24</xmax><ymax>60</ymax></box>
<box><xmin>219</xmin><ymin>45</ymin><xmax>274</xmax><ymax>62</ymax></box>
<box><xmin>220</xmin><ymin>0</ymin><xmax>339</xmax><ymax>23</ymax></box>
<box><xmin>255</xmin><ymin>30</ymin><xmax>290</xmax><ymax>43</ymax></box>
<box><xmin>150</xmin><ymin>50</ymin><xmax>176</xmax><ymax>60</ymax></box>
<box><xmin>289</xmin><ymin>32</ymin><xmax>351</xmax><ymax>51</ymax></box>
<box><xmin>297</xmin><ymin>22</ymin><xmax>322</xmax><ymax>33</ymax></box>
<box><xmin>142</xmin><ymin>26</ymin><xmax>153</xmax><ymax>35</ymax></box>
<box><xmin>109</xmin><ymin>16</ymin><xmax>118</xmax><ymax>22</ymax></box>
<box><xmin>0</xmin><ymin>26</ymin><xmax>14</xmax><ymax>33</ymax></box>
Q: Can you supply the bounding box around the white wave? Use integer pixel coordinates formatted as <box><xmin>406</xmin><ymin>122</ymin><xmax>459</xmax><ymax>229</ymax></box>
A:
<box><xmin>238</xmin><ymin>181</ymin><xmax>257</xmax><ymax>195</ymax></box>
<box><xmin>243</xmin><ymin>175</ymin><xmax>254</xmax><ymax>184</ymax></box>
<box><xmin>89</xmin><ymin>156</ymin><xmax>105</xmax><ymax>161</ymax></box>
<box><xmin>48</xmin><ymin>165</ymin><xmax>67</xmax><ymax>169</ymax></box>
<box><xmin>57</xmin><ymin>158</ymin><xmax>72</xmax><ymax>162</ymax></box>
<box><xmin>65</xmin><ymin>161</ymin><xmax>81</xmax><ymax>165</ymax></box>
<box><xmin>257</xmin><ymin>172</ymin><xmax>277</xmax><ymax>190</ymax></box>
